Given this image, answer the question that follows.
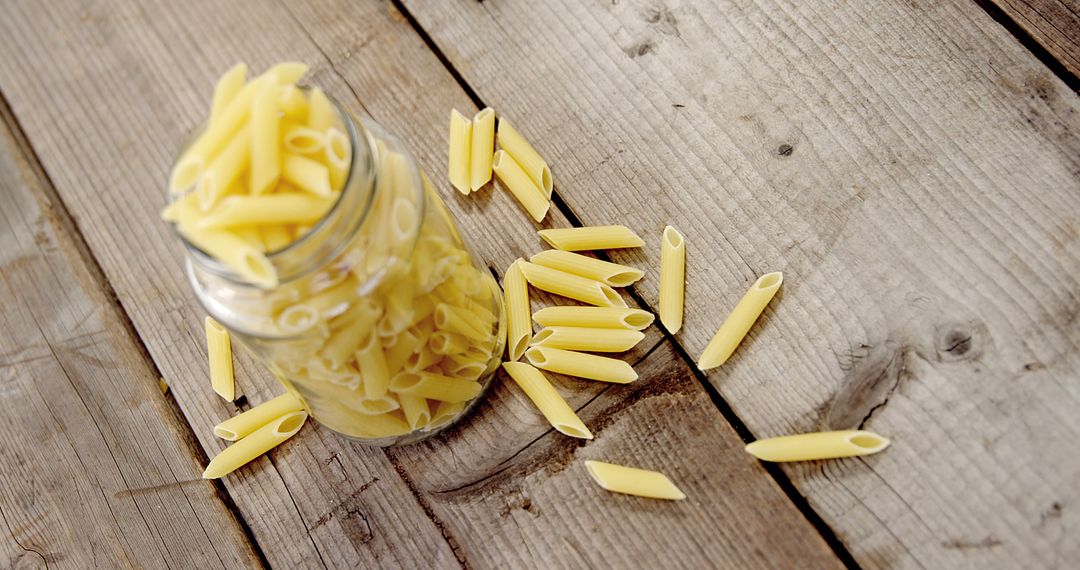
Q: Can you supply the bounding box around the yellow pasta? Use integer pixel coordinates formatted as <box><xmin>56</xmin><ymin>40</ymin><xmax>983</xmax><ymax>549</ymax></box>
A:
<box><xmin>347</xmin><ymin>396</ymin><xmax>401</xmax><ymax>416</ymax></box>
<box><xmin>697</xmin><ymin>272</ymin><xmax>783</xmax><ymax>370</ymax></box>
<box><xmin>529</xmin><ymin>250</ymin><xmax>644</xmax><ymax>287</ymax></box>
<box><xmin>583</xmin><ymin>461</ymin><xmax>686</xmax><ymax>501</ymax></box>
<box><xmin>182</xmin><ymin>226</ymin><xmax>277</xmax><ymax>287</ymax></box>
<box><xmin>197</xmin><ymin>194</ymin><xmax>336</xmax><ymax>229</ymax></box>
<box><xmin>209</xmin><ymin>62</ymin><xmax>247</xmax><ymax>123</ymax></box>
<box><xmin>448</xmin><ymin>109</ymin><xmax>472</xmax><ymax>194</ymax></box>
<box><xmin>213</xmin><ymin>393</ymin><xmax>304</xmax><ymax>441</ymax></box>
<box><xmin>203</xmin><ymin>411</ymin><xmax>308</xmax><ymax>479</ymax></box>
<box><xmin>283</xmin><ymin>153</ymin><xmax>332</xmax><ymax>197</ymax></box>
<box><xmin>429</xmin><ymin>331</ymin><xmax>469</xmax><ymax>356</ymax></box>
<box><xmin>265</xmin><ymin>61</ymin><xmax>310</xmax><ymax>84</ymax></box>
<box><xmin>389</xmin><ymin>372</ymin><xmax>482</xmax><ymax>403</ymax></box>
<box><xmin>524</xmin><ymin>346</ymin><xmax>637</xmax><ymax>384</ymax></box>
<box><xmin>233</xmin><ymin>226</ymin><xmax>265</xmax><ymax>251</ymax></box>
<box><xmin>398</xmin><ymin>394</ymin><xmax>431</xmax><ymax>429</ymax></box>
<box><xmin>260</xmin><ymin>225</ymin><xmax>294</xmax><ymax>253</ymax></box>
<box><xmin>326</xmin><ymin>127</ymin><xmax>351</xmax><ymax>191</ymax></box>
<box><xmin>503</xmin><ymin>362</ymin><xmax>592</xmax><ymax>439</ymax></box>
<box><xmin>492</xmin><ymin>150</ymin><xmax>549</xmax><ymax>222</ymax></box>
<box><xmin>428</xmin><ymin>401</ymin><xmax>465</xmax><ymax>430</ymax></box>
<box><xmin>283</xmin><ymin>123</ymin><xmax>324</xmax><ymax>154</ymax></box>
<box><xmin>306</xmin><ymin>87</ymin><xmax>335</xmax><ymax>132</ymax></box>
<box><xmin>503</xmin><ymin>259</ymin><xmax>532</xmax><ymax>361</ymax></box>
<box><xmin>405</xmin><ymin>346</ymin><xmax>442</xmax><ymax>372</ymax></box>
<box><xmin>537</xmin><ymin>225</ymin><xmax>644</xmax><ymax>251</ymax></box>
<box><xmin>347</xmin><ymin>411</ymin><xmax>413</xmax><ymax>439</ymax></box>
<box><xmin>469</xmin><ymin>107</ymin><xmax>495</xmax><ymax>191</ymax></box>
<box><xmin>356</xmin><ymin>335</ymin><xmax>391</xmax><ymax>399</ymax></box>
<box><xmin>530</xmin><ymin>326</ymin><xmax>644</xmax><ymax>353</ymax></box>
<box><xmin>532</xmin><ymin>306</ymin><xmax>654</xmax><ymax>331</ymax></box>
<box><xmin>658</xmin><ymin>225</ymin><xmax>685</xmax><ymax>334</ymax></box>
<box><xmin>496</xmin><ymin>119</ymin><xmax>552</xmax><ymax>197</ymax></box>
<box><xmin>434</xmin><ymin>303</ymin><xmax>488</xmax><ymax>341</ymax></box>
<box><xmin>205</xmin><ymin>317</ymin><xmax>235</xmax><ymax>401</ymax></box>
<box><xmin>517</xmin><ymin>260</ymin><xmax>627</xmax><ymax>307</ymax></box>
<box><xmin>197</xmin><ymin>127</ymin><xmax>250</xmax><ymax>211</ymax></box>
<box><xmin>745</xmin><ymin>431</ymin><xmax>890</xmax><ymax>462</ymax></box>
<box><xmin>384</xmin><ymin>329</ymin><xmax>422</xmax><ymax>374</ymax></box>
<box><xmin>277</xmin><ymin>85</ymin><xmax>307</xmax><ymax>121</ymax></box>
<box><xmin>320</xmin><ymin>300</ymin><xmax>381</xmax><ymax>369</ymax></box>
<box><xmin>249</xmin><ymin>86</ymin><xmax>281</xmax><ymax>195</ymax></box>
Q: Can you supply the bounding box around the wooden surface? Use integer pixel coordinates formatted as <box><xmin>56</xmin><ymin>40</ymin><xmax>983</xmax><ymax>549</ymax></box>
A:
<box><xmin>0</xmin><ymin>0</ymin><xmax>1077</xmax><ymax>568</ymax></box>
<box><xmin>987</xmin><ymin>0</ymin><xmax>1080</xmax><ymax>80</ymax></box>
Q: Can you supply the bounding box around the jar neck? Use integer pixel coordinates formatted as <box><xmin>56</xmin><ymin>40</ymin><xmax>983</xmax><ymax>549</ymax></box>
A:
<box><xmin>184</xmin><ymin>99</ymin><xmax>378</xmax><ymax>287</ymax></box>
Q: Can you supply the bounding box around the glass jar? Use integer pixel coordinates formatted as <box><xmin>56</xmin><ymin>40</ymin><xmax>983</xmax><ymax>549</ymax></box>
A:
<box><xmin>171</xmin><ymin>96</ymin><xmax>505</xmax><ymax>445</ymax></box>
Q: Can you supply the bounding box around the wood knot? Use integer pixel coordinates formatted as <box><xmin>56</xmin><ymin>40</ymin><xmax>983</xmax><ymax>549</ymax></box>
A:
<box><xmin>777</xmin><ymin>143</ymin><xmax>794</xmax><ymax>157</ymax></box>
<box><xmin>934</xmin><ymin>321</ymin><xmax>987</xmax><ymax>363</ymax></box>
<box><xmin>826</xmin><ymin>340</ymin><xmax>909</xmax><ymax>429</ymax></box>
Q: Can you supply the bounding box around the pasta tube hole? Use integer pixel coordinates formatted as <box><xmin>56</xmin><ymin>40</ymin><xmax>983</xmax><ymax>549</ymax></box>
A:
<box><xmin>540</xmin><ymin>166</ymin><xmax>552</xmax><ymax>196</ymax></box>
<box><xmin>555</xmin><ymin>423</ymin><xmax>592</xmax><ymax>439</ymax></box>
<box><xmin>849</xmin><ymin>432</ymin><xmax>890</xmax><ymax>452</ymax></box>
<box><xmin>663</xmin><ymin>225</ymin><xmax>683</xmax><ymax>249</ymax></box>
<box><xmin>273</xmin><ymin>411</ymin><xmax>308</xmax><ymax>436</ymax></box>
<box><xmin>756</xmin><ymin>272</ymin><xmax>783</xmax><ymax>290</ymax></box>
<box><xmin>599</xmin><ymin>284</ymin><xmax>626</xmax><ymax>307</ymax></box>
<box><xmin>391</xmin><ymin>200</ymin><xmax>417</xmax><ymax>239</ymax></box>
<box><xmin>356</xmin><ymin>398</ymin><xmax>399</xmax><ymax>415</ymax></box>
<box><xmin>524</xmin><ymin>347</ymin><xmax>548</xmax><ymax>366</ymax></box>
<box><xmin>284</xmin><ymin>128</ymin><xmax>324</xmax><ymax>154</ymax></box>
<box><xmin>391</xmin><ymin>372</ymin><xmax>423</xmax><ymax>391</ymax></box>
<box><xmin>279</xmin><ymin>305</ymin><xmax>319</xmax><ymax>332</ymax></box>
<box><xmin>326</xmin><ymin>128</ymin><xmax>350</xmax><ymax>166</ymax></box>
<box><xmin>170</xmin><ymin>155</ymin><xmax>203</xmax><ymax>193</ymax></box>
<box><xmin>214</xmin><ymin>427</ymin><xmax>239</xmax><ymax>441</ymax></box>
<box><xmin>529</xmin><ymin>329</ymin><xmax>553</xmax><ymax>346</ymax></box>
<box><xmin>622</xmin><ymin>312</ymin><xmax>655</xmax><ymax>329</ymax></box>
<box><xmin>240</xmin><ymin>250</ymin><xmax>276</xmax><ymax>286</ymax></box>
<box><xmin>607</xmin><ymin>269</ymin><xmax>645</xmax><ymax>288</ymax></box>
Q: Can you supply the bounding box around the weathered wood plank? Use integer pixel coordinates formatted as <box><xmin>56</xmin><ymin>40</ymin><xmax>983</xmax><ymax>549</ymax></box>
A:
<box><xmin>0</xmin><ymin>1</ymin><xmax>460</xmax><ymax>567</ymax></box>
<box><xmin>399</xmin><ymin>0</ymin><xmax>1080</xmax><ymax>567</ymax></box>
<box><xmin>0</xmin><ymin>96</ymin><xmax>259</xmax><ymax>567</ymax></box>
<box><xmin>0</xmin><ymin>0</ymin><xmax>846</xmax><ymax>567</ymax></box>
<box><xmin>986</xmin><ymin>0</ymin><xmax>1080</xmax><ymax>81</ymax></box>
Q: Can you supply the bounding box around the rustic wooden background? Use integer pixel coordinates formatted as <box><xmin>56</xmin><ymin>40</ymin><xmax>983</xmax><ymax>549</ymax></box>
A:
<box><xmin>1</xmin><ymin>0</ymin><xmax>1077</xmax><ymax>568</ymax></box>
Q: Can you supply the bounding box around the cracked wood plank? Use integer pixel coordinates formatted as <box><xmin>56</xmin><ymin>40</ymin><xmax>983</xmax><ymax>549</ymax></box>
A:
<box><xmin>0</xmin><ymin>92</ymin><xmax>258</xmax><ymax>568</ymax></box>
<box><xmin>985</xmin><ymin>0</ymin><xmax>1080</xmax><ymax>81</ymax></box>
<box><xmin>399</xmin><ymin>0</ymin><xmax>1080</xmax><ymax>567</ymax></box>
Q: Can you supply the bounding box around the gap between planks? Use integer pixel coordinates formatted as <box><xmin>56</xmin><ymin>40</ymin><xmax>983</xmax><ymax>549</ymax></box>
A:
<box><xmin>0</xmin><ymin>85</ymin><xmax>273</xmax><ymax>570</ymax></box>
<box><xmin>387</xmin><ymin>0</ymin><xmax>861</xmax><ymax>566</ymax></box>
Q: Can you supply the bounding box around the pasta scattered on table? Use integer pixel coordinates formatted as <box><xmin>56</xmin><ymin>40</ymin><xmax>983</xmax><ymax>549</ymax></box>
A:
<box><xmin>584</xmin><ymin>460</ymin><xmax>686</xmax><ymax>500</ymax></box>
<box><xmin>745</xmin><ymin>431</ymin><xmax>890</xmax><ymax>462</ymax></box>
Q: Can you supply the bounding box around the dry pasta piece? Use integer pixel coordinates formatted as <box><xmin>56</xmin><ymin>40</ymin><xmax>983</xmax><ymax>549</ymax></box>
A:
<box><xmin>503</xmin><ymin>362</ymin><xmax>592</xmax><ymax>439</ymax></box>
<box><xmin>448</xmin><ymin>109</ymin><xmax>472</xmax><ymax>194</ymax></box>
<box><xmin>326</xmin><ymin>127</ymin><xmax>351</xmax><ymax>191</ymax></box>
<box><xmin>348</xmin><ymin>396</ymin><xmax>401</xmax><ymax>416</ymax></box>
<box><xmin>503</xmin><ymin>259</ymin><xmax>532</xmax><ymax>361</ymax></box>
<box><xmin>517</xmin><ymin>261</ymin><xmax>626</xmax><ymax>308</ymax></box>
<box><xmin>320</xmin><ymin>300</ymin><xmax>381</xmax><ymax>369</ymax></box>
<box><xmin>205</xmin><ymin>317</ymin><xmax>235</xmax><ymax>401</ymax></box>
<box><xmin>745</xmin><ymin>431</ymin><xmax>890</xmax><ymax>462</ymax></box>
<box><xmin>658</xmin><ymin>225</ymin><xmax>685</xmax><ymax>334</ymax></box>
<box><xmin>249</xmin><ymin>86</ymin><xmax>281</xmax><ymax>195</ymax></box>
<box><xmin>434</xmin><ymin>303</ymin><xmax>489</xmax><ymax>341</ymax></box>
<box><xmin>214</xmin><ymin>393</ymin><xmax>304</xmax><ymax>441</ymax></box>
<box><xmin>524</xmin><ymin>346</ymin><xmax>637</xmax><ymax>384</ymax></box>
<box><xmin>182</xmin><ymin>226</ymin><xmax>277</xmax><ymax>287</ymax></box>
<box><xmin>260</xmin><ymin>225</ymin><xmax>293</xmax><ymax>253</ymax></box>
<box><xmin>492</xmin><ymin>150</ymin><xmax>549</xmax><ymax>222</ymax></box>
<box><xmin>398</xmin><ymin>394</ymin><xmax>432</xmax><ymax>430</ymax></box>
<box><xmin>197</xmin><ymin>193</ymin><xmax>336</xmax><ymax>229</ymax></box>
<box><xmin>356</xmin><ymin>335</ymin><xmax>391</xmax><ymax>399</ymax></box>
<box><xmin>209</xmin><ymin>62</ymin><xmax>247</xmax><ymax>123</ymax></box>
<box><xmin>584</xmin><ymin>461</ymin><xmax>686</xmax><ymax>500</ymax></box>
<box><xmin>529</xmin><ymin>250</ymin><xmax>643</xmax><ymax>287</ymax></box>
<box><xmin>389</xmin><ymin>371</ymin><xmax>482</xmax><ymax>403</ymax></box>
<box><xmin>197</xmin><ymin>127</ymin><xmax>250</xmax><ymax>211</ymax></box>
<box><xmin>277</xmin><ymin>85</ymin><xmax>307</xmax><ymax>121</ymax></box>
<box><xmin>496</xmin><ymin>119</ymin><xmax>552</xmax><ymax>197</ymax></box>
<box><xmin>283</xmin><ymin>123</ymin><xmax>325</xmax><ymax>154</ymax></box>
<box><xmin>283</xmin><ymin>153</ymin><xmax>333</xmax><ymax>197</ymax></box>
<box><xmin>428</xmin><ymin>401</ymin><xmax>465</xmax><ymax>430</ymax></box>
<box><xmin>530</xmin><ymin>326</ymin><xmax>644</xmax><ymax>353</ymax></box>
<box><xmin>697</xmin><ymin>272</ymin><xmax>783</xmax><ymax>370</ymax></box>
<box><xmin>348</xmin><ymin>411</ymin><xmax>413</xmax><ymax>439</ymax></box>
<box><xmin>532</xmin><ymin>306</ymin><xmax>654</xmax><ymax>330</ymax></box>
<box><xmin>265</xmin><ymin>61</ymin><xmax>310</xmax><ymax>84</ymax></box>
<box><xmin>307</xmin><ymin>87</ymin><xmax>335</xmax><ymax>132</ymax></box>
<box><xmin>203</xmin><ymin>411</ymin><xmax>307</xmax><ymax>479</ymax></box>
<box><xmin>537</xmin><ymin>226</ymin><xmax>644</xmax><ymax>251</ymax></box>
<box><xmin>469</xmin><ymin>107</ymin><xmax>495</xmax><ymax>191</ymax></box>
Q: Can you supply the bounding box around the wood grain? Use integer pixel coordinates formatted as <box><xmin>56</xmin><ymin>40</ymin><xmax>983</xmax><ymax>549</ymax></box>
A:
<box><xmin>0</xmin><ymin>0</ymin><xmax>846</xmax><ymax>567</ymax></box>
<box><xmin>0</xmin><ymin>97</ymin><xmax>258</xmax><ymax>568</ymax></box>
<box><xmin>399</xmin><ymin>0</ymin><xmax>1080</xmax><ymax>567</ymax></box>
<box><xmin>987</xmin><ymin>0</ymin><xmax>1080</xmax><ymax>80</ymax></box>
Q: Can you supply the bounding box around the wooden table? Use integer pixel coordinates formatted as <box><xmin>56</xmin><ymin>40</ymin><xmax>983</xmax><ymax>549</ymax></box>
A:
<box><xmin>1</xmin><ymin>1</ymin><xmax>1077</xmax><ymax>568</ymax></box>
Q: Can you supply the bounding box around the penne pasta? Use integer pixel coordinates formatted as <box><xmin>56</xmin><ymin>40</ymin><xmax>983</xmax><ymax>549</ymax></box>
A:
<box><xmin>448</xmin><ymin>109</ymin><xmax>472</xmax><ymax>194</ymax></box>
<box><xmin>347</xmin><ymin>396</ymin><xmax>401</xmax><ymax>416</ymax></box>
<box><xmin>503</xmin><ymin>259</ymin><xmax>532</xmax><ymax>361</ymax></box>
<box><xmin>503</xmin><ymin>362</ymin><xmax>592</xmax><ymax>439</ymax></box>
<box><xmin>469</xmin><ymin>107</ymin><xmax>495</xmax><ymax>191</ymax></box>
<box><xmin>398</xmin><ymin>394</ymin><xmax>432</xmax><ymax>429</ymax></box>
<box><xmin>249</xmin><ymin>86</ymin><xmax>281</xmax><ymax>194</ymax></box>
<box><xmin>530</xmin><ymin>326</ymin><xmax>644</xmax><ymax>353</ymax></box>
<box><xmin>434</xmin><ymin>303</ymin><xmax>489</xmax><ymax>341</ymax></box>
<box><xmin>197</xmin><ymin>194</ymin><xmax>336</xmax><ymax>229</ymax></box>
<box><xmin>277</xmin><ymin>85</ymin><xmax>307</xmax><ymax>121</ymax></box>
<box><xmin>203</xmin><ymin>411</ymin><xmax>307</xmax><ymax>479</ymax></box>
<box><xmin>745</xmin><ymin>431</ymin><xmax>890</xmax><ymax>462</ymax></box>
<box><xmin>260</xmin><ymin>224</ymin><xmax>294</xmax><ymax>253</ymax></box>
<box><xmin>429</xmin><ymin>331</ymin><xmax>469</xmax><ymax>356</ymax></box>
<box><xmin>306</xmin><ymin>87</ymin><xmax>335</xmax><ymax>132</ymax></box>
<box><xmin>326</xmin><ymin>127</ymin><xmax>351</xmax><ymax>191</ymax></box>
<box><xmin>205</xmin><ymin>317</ymin><xmax>235</xmax><ymax>401</ymax></box>
<box><xmin>356</xmin><ymin>335</ymin><xmax>392</xmax><ymax>399</ymax></box>
<box><xmin>529</xmin><ymin>250</ymin><xmax>644</xmax><ymax>287</ymax></box>
<box><xmin>283</xmin><ymin>123</ymin><xmax>324</xmax><ymax>154</ymax></box>
<box><xmin>525</xmin><ymin>346</ymin><xmax>637</xmax><ymax>384</ymax></box>
<box><xmin>405</xmin><ymin>346</ymin><xmax>442</xmax><ymax>372</ymax></box>
<box><xmin>427</xmin><ymin>401</ymin><xmax>465</xmax><ymax>430</ymax></box>
<box><xmin>532</xmin><ymin>306</ymin><xmax>654</xmax><ymax>331</ymax></box>
<box><xmin>537</xmin><ymin>225</ymin><xmax>645</xmax><ymax>251</ymax></box>
<box><xmin>197</xmin><ymin>127</ymin><xmax>250</xmax><ymax>211</ymax></box>
<box><xmin>492</xmin><ymin>150</ymin><xmax>549</xmax><ymax>222</ymax></box>
<box><xmin>517</xmin><ymin>260</ymin><xmax>627</xmax><ymax>308</ymax></box>
<box><xmin>697</xmin><ymin>272</ymin><xmax>783</xmax><ymax>370</ymax></box>
<box><xmin>209</xmin><ymin>62</ymin><xmax>247</xmax><ymax>123</ymax></box>
<box><xmin>496</xmin><ymin>119</ymin><xmax>552</xmax><ymax>197</ymax></box>
<box><xmin>348</xmin><ymin>411</ymin><xmax>413</xmax><ymax>439</ymax></box>
<box><xmin>283</xmin><ymin>153</ymin><xmax>333</xmax><ymax>197</ymax></box>
<box><xmin>385</xmin><ymin>329</ymin><xmax>422</xmax><ymax>375</ymax></box>
<box><xmin>265</xmin><ymin>61</ymin><xmax>310</xmax><ymax>85</ymax></box>
<box><xmin>389</xmin><ymin>371</ymin><xmax>482</xmax><ymax>403</ymax></box>
<box><xmin>181</xmin><ymin>226</ymin><xmax>277</xmax><ymax>287</ymax></box>
<box><xmin>584</xmin><ymin>461</ymin><xmax>686</xmax><ymax>500</ymax></box>
<box><xmin>214</xmin><ymin>393</ymin><xmax>304</xmax><ymax>441</ymax></box>
<box><xmin>658</xmin><ymin>225</ymin><xmax>686</xmax><ymax>334</ymax></box>
<box><xmin>320</xmin><ymin>300</ymin><xmax>381</xmax><ymax>369</ymax></box>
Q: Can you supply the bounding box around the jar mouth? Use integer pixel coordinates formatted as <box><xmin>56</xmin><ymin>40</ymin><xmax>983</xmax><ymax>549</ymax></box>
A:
<box><xmin>165</xmin><ymin>88</ymin><xmax>378</xmax><ymax>287</ymax></box>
